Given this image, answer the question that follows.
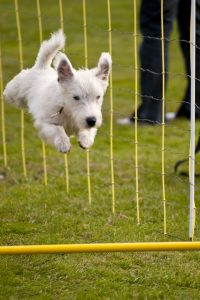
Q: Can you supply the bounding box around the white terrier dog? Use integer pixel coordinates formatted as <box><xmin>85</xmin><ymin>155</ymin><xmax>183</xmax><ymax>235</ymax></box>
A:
<box><xmin>4</xmin><ymin>30</ymin><xmax>112</xmax><ymax>152</ymax></box>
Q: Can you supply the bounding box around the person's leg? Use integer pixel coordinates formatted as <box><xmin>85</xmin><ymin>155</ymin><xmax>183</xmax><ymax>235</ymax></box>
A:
<box><xmin>176</xmin><ymin>0</ymin><xmax>200</xmax><ymax>119</ymax></box>
<box><xmin>134</xmin><ymin>0</ymin><xmax>178</xmax><ymax>123</ymax></box>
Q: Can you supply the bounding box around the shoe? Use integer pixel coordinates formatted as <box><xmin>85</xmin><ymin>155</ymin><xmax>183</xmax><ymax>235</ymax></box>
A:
<box><xmin>116</xmin><ymin>117</ymin><xmax>133</xmax><ymax>125</ymax></box>
<box><xmin>117</xmin><ymin>112</ymin><xmax>177</xmax><ymax>125</ymax></box>
<box><xmin>116</xmin><ymin>117</ymin><xmax>157</xmax><ymax>125</ymax></box>
<box><xmin>165</xmin><ymin>112</ymin><xmax>176</xmax><ymax>121</ymax></box>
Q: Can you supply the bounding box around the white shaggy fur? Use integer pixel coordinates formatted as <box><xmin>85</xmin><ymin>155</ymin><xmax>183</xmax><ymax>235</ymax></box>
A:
<box><xmin>4</xmin><ymin>30</ymin><xmax>112</xmax><ymax>152</ymax></box>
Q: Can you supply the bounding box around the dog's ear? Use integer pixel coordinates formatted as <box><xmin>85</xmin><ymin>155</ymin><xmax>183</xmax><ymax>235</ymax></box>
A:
<box><xmin>57</xmin><ymin>58</ymin><xmax>74</xmax><ymax>82</ymax></box>
<box><xmin>96</xmin><ymin>52</ymin><xmax>112</xmax><ymax>81</ymax></box>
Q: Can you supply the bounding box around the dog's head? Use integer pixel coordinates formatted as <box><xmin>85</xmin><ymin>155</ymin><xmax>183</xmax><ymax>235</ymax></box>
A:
<box><xmin>56</xmin><ymin>52</ymin><xmax>112</xmax><ymax>131</ymax></box>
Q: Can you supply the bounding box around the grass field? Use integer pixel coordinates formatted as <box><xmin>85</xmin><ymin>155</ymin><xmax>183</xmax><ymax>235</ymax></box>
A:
<box><xmin>1</xmin><ymin>0</ymin><xmax>200</xmax><ymax>299</ymax></box>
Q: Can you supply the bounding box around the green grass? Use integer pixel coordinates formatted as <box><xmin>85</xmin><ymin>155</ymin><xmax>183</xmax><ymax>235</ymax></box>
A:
<box><xmin>1</xmin><ymin>0</ymin><xmax>200</xmax><ymax>299</ymax></box>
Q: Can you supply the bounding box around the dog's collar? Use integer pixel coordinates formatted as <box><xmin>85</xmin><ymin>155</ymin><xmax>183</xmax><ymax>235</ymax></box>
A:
<box><xmin>59</xmin><ymin>106</ymin><xmax>64</xmax><ymax>114</ymax></box>
<box><xmin>51</xmin><ymin>106</ymin><xmax>64</xmax><ymax>118</ymax></box>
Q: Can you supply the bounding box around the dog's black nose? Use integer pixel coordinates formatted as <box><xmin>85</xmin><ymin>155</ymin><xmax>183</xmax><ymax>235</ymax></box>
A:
<box><xmin>86</xmin><ymin>117</ymin><xmax>96</xmax><ymax>127</ymax></box>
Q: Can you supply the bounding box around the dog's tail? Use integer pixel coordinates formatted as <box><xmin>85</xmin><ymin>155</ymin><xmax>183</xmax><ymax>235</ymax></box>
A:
<box><xmin>34</xmin><ymin>29</ymin><xmax>66</xmax><ymax>69</ymax></box>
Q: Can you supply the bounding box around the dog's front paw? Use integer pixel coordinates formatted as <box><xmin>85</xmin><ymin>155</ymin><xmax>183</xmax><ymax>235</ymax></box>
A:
<box><xmin>78</xmin><ymin>141</ymin><xmax>88</xmax><ymax>150</ymax></box>
<box><xmin>78</xmin><ymin>129</ymin><xmax>97</xmax><ymax>150</ymax></box>
<box><xmin>78</xmin><ymin>135</ymin><xmax>93</xmax><ymax>150</ymax></box>
<box><xmin>54</xmin><ymin>136</ymin><xmax>71</xmax><ymax>153</ymax></box>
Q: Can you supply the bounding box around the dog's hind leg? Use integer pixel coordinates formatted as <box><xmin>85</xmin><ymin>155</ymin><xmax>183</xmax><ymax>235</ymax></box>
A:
<box><xmin>3</xmin><ymin>69</ymin><xmax>29</xmax><ymax>108</ymax></box>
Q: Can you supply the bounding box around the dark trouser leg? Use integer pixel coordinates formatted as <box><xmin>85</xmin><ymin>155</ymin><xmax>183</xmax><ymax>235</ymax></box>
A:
<box><xmin>134</xmin><ymin>0</ymin><xmax>178</xmax><ymax>123</ymax></box>
<box><xmin>177</xmin><ymin>0</ymin><xmax>200</xmax><ymax>119</ymax></box>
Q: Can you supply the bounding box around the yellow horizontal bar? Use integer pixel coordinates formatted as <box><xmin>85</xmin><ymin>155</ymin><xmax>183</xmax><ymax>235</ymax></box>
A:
<box><xmin>0</xmin><ymin>242</ymin><xmax>200</xmax><ymax>255</ymax></box>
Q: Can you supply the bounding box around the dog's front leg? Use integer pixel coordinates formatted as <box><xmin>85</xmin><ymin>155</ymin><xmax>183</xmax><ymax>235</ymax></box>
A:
<box><xmin>35</xmin><ymin>121</ymin><xmax>71</xmax><ymax>153</ymax></box>
<box><xmin>78</xmin><ymin>128</ymin><xmax>97</xmax><ymax>149</ymax></box>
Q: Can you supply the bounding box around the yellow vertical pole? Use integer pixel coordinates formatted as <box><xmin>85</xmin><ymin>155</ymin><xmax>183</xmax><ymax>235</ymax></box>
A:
<box><xmin>42</xmin><ymin>141</ymin><xmax>48</xmax><ymax>186</ymax></box>
<box><xmin>0</xmin><ymin>46</ymin><xmax>8</xmax><ymax>168</ymax></box>
<box><xmin>133</xmin><ymin>0</ymin><xmax>140</xmax><ymax>224</ymax></box>
<box><xmin>82</xmin><ymin>0</ymin><xmax>92</xmax><ymax>205</ymax></box>
<box><xmin>63</xmin><ymin>153</ymin><xmax>69</xmax><ymax>194</ymax></box>
<box><xmin>14</xmin><ymin>0</ymin><xmax>27</xmax><ymax>178</ymax></box>
<box><xmin>82</xmin><ymin>0</ymin><xmax>88</xmax><ymax>68</ymax></box>
<box><xmin>107</xmin><ymin>0</ymin><xmax>115</xmax><ymax>215</ymax></box>
<box><xmin>161</xmin><ymin>0</ymin><xmax>166</xmax><ymax>235</ymax></box>
<box><xmin>36</xmin><ymin>0</ymin><xmax>43</xmax><ymax>43</ymax></box>
<box><xmin>36</xmin><ymin>0</ymin><xmax>48</xmax><ymax>186</ymax></box>
<box><xmin>59</xmin><ymin>0</ymin><xmax>69</xmax><ymax>194</ymax></box>
<box><xmin>59</xmin><ymin>0</ymin><xmax>64</xmax><ymax>40</ymax></box>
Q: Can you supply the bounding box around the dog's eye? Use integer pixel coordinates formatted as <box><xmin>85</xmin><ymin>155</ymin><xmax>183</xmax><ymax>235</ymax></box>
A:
<box><xmin>73</xmin><ymin>96</ymin><xmax>80</xmax><ymax>101</ymax></box>
<box><xmin>96</xmin><ymin>95</ymin><xmax>101</xmax><ymax>100</ymax></box>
